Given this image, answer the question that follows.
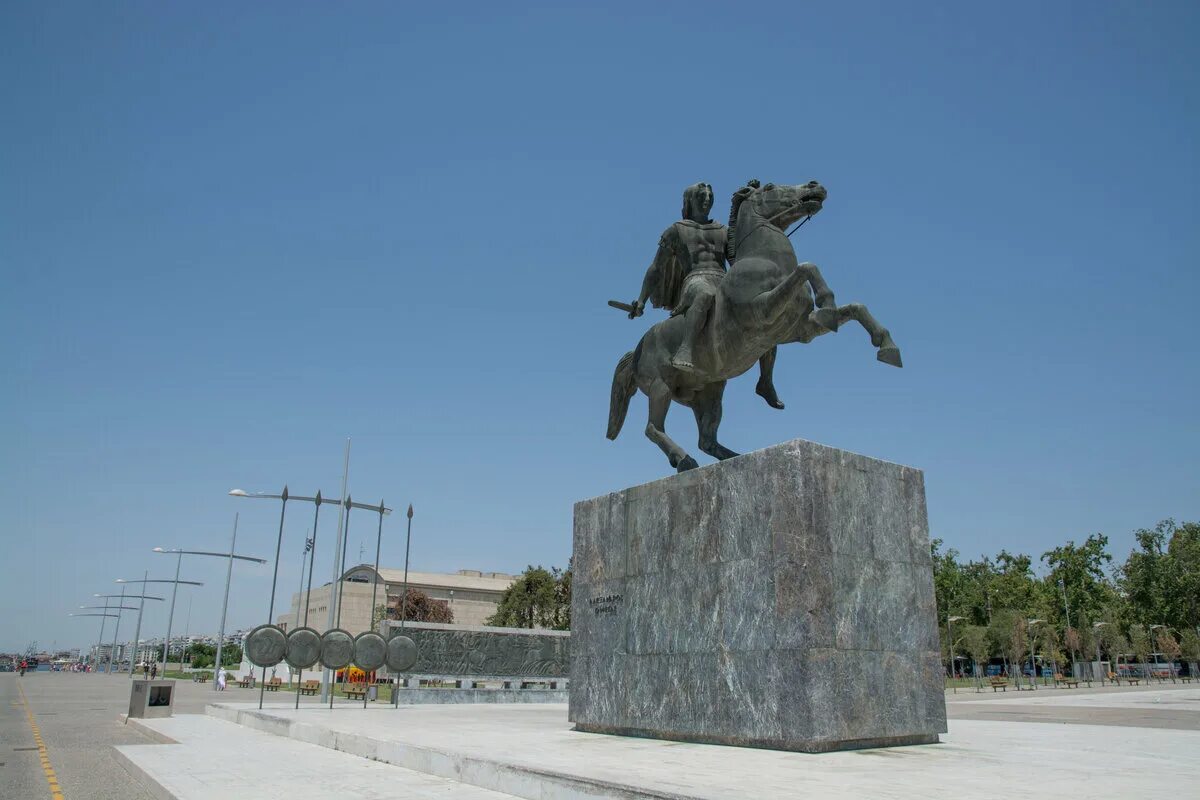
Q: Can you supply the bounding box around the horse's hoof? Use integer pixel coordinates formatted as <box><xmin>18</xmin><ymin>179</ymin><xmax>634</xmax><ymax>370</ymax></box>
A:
<box><xmin>677</xmin><ymin>456</ymin><xmax>700</xmax><ymax>472</ymax></box>
<box><xmin>877</xmin><ymin>346</ymin><xmax>903</xmax><ymax>368</ymax></box>
<box><xmin>811</xmin><ymin>307</ymin><xmax>839</xmax><ymax>332</ymax></box>
<box><xmin>755</xmin><ymin>381</ymin><xmax>785</xmax><ymax>410</ymax></box>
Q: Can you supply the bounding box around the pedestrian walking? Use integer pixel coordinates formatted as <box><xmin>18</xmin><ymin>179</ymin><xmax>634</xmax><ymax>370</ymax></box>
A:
<box><xmin>150</xmin><ymin>662</ymin><xmax>157</xmax><ymax>680</ymax></box>
<box><xmin>142</xmin><ymin>662</ymin><xmax>149</xmax><ymax>680</ymax></box>
<box><xmin>217</xmin><ymin>665</ymin><xmax>227</xmax><ymax>691</ymax></box>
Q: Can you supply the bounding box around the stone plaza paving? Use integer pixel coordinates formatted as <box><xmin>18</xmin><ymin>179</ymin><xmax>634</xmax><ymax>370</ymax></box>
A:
<box><xmin>118</xmin><ymin>685</ymin><xmax>1198</xmax><ymax>799</ymax></box>
<box><xmin>5</xmin><ymin>672</ymin><xmax>1197</xmax><ymax>798</ymax></box>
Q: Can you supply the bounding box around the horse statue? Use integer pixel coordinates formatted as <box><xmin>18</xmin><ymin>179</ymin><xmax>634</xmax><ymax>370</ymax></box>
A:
<box><xmin>606</xmin><ymin>179</ymin><xmax>902</xmax><ymax>473</ymax></box>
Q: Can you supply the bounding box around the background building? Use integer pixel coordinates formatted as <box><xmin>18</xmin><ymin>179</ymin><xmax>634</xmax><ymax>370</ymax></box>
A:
<box><xmin>275</xmin><ymin>565</ymin><xmax>516</xmax><ymax>634</ymax></box>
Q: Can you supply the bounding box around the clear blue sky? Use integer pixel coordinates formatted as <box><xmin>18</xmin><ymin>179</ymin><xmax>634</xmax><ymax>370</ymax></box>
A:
<box><xmin>2</xmin><ymin>2</ymin><xmax>1197</xmax><ymax>653</ymax></box>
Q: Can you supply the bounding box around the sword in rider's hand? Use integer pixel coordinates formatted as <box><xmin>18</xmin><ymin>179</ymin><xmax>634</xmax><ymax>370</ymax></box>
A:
<box><xmin>608</xmin><ymin>299</ymin><xmax>640</xmax><ymax>319</ymax></box>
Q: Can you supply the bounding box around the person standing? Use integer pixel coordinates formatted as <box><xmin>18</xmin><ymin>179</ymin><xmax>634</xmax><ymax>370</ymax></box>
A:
<box><xmin>150</xmin><ymin>662</ymin><xmax>157</xmax><ymax>680</ymax></box>
<box><xmin>217</xmin><ymin>665</ymin><xmax>227</xmax><ymax>691</ymax></box>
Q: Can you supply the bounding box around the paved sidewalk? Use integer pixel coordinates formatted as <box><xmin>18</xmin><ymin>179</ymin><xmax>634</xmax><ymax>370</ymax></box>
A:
<box><xmin>117</xmin><ymin>714</ymin><xmax>518</xmax><ymax>799</ymax></box>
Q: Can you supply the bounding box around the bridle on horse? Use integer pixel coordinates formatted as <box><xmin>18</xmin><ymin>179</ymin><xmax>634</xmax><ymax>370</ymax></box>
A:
<box><xmin>739</xmin><ymin>201</ymin><xmax>814</xmax><ymax>253</ymax></box>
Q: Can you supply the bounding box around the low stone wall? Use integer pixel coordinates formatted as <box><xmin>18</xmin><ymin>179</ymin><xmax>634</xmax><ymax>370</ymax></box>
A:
<box><xmin>381</xmin><ymin>621</ymin><xmax>569</xmax><ymax>679</ymax></box>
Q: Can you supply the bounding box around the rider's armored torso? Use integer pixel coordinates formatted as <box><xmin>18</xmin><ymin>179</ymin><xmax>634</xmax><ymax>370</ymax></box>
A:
<box><xmin>663</xmin><ymin>219</ymin><xmax>727</xmax><ymax>315</ymax></box>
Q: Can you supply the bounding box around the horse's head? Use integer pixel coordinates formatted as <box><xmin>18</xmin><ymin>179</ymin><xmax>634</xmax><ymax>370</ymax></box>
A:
<box><xmin>727</xmin><ymin>180</ymin><xmax>828</xmax><ymax>260</ymax></box>
<box><xmin>751</xmin><ymin>180</ymin><xmax>827</xmax><ymax>229</ymax></box>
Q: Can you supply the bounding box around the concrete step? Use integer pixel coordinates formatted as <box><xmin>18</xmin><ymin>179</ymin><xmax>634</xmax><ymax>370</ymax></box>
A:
<box><xmin>115</xmin><ymin>712</ymin><xmax>519</xmax><ymax>799</ymax></box>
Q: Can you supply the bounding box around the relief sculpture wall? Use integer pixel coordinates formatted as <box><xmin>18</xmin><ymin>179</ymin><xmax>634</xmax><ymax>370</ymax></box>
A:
<box><xmin>384</xmin><ymin>622</ymin><xmax>570</xmax><ymax>678</ymax></box>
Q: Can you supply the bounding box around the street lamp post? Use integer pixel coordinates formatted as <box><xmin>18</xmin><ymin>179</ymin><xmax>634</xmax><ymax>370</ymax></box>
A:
<box><xmin>95</xmin><ymin>596</ymin><xmax>109</xmax><ymax>670</ymax></box>
<box><xmin>90</xmin><ymin>590</ymin><xmax>165</xmax><ymax>676</ymax></box>
<box><xmin>108</xmin><ymin>584</ymin><xmax>127</xmax><ymax>673</ymax></box>
<box><xmin>116</xmin><ymin>576</ymin><xmax>204</xmax><ymax>675</ymax></box>
<box><xmin>1093</xmin><ymin>622</ymin><xmax>1110</xmax><ymax>685</ymax></box>
<box><xmin>153</xmin><ymin>529</ymin><xmax>266</xmax><ymax>688</ymax></box>
<box><xmin>947</xmin><ymin>616</ymin><xmax>964</xmax><ymax>694</ymax></box>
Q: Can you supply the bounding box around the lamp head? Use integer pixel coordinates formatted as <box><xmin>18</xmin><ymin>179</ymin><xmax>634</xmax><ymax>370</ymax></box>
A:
<box><xmin>229</xmin><ymin>489</ymin><xmax>248</xmax><ymax>497</ymax></box>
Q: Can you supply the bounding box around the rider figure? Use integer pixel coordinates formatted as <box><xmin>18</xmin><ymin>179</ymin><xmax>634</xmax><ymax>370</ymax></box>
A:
<box><xmin>629</xmin><ymin>183</ymin><xmax>786</xmax><ymax>408</ymax></box>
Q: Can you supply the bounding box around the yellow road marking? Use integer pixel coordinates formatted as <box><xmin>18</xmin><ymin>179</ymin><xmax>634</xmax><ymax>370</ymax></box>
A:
<box><xmin>16</xmin><ymin>681</ymin><xmax>64</xmax><ymax>798</ymax></box>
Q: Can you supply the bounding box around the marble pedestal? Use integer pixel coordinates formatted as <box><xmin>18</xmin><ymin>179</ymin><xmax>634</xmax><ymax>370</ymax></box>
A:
<box><xmin>569</xmin><ymin>438</ymin><xmax>947</xmax><ymax>753</ymax></box>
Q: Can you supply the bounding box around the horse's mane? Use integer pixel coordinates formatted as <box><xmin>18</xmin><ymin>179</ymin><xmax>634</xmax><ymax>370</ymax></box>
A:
<box><xmin>725</xmin><ymin>179</ymin><xmax>760</xmax><ymax>263</ymax></box>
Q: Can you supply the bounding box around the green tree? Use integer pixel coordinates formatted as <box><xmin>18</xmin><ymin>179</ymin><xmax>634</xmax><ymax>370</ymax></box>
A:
<box><xmin>1128</xmin><ymin>624</ymin><xmax>1151</xmax><ymax>677</ymax></box>
<box><xmin>988</xmin><ymin>611</ymin><xmax>1025</xmax><ymax>684</ymax></box>
<box><xmin>991</xmin><ymin>551</ymin><xmax>1038</xmax><ymax>616</ymax></box>
<box><xmin>186</xmin><ymin>642</ymin><xmax>240</xmax><ymax>669</ymax></box>
<box><xmin>959</xmin><ymin>625</ymin><xmax>990</xmax><ymax>688</ymax></box>
<box><xmin>1165</xmin><ymin>521</ymin><xmax>1200</xmax><ymax>632</ymax></box>
<box><xmin>1155</xmin><ymin>628</ymin><xmax>1182</xmax><ymax>679</ymax></box>
<box><xmin>1041</xmin><ymin>534</ymin><xmax>1117</xmax><ymax>631</ymax></box>
<box><xmin>486</xmin><ymin>565</ymin><xmax>571</xmax><ymax>630</ymax></box>
<box><xmin>959</xmin><ymin>558</ymin><xmax>999</xmax><ymax>625</ymax></box>
<box><xmin>1179</xmin><ymin>629</ymin><xmax>1200</xmax><ymax>666</ymax></box>
<box><xmin>1121</xmin><ymin>522</ymin><xmax>1173</xmax><ymax>627</ymax></box>
<box><xmin>931</xmin><ymin>539</ymin><xmax>966</xmax><ymax>627</ymax></box>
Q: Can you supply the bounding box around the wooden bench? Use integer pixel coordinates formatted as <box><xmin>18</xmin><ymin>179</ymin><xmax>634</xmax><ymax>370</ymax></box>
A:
<box><xmin>1180</xmin><ymin>676</ymin><xmax>1193</xmax><ymax>684</ymax></box>
<box><xmin>1054</xmin><ymin>673</ymin><xmax>1079</xmax><ymax>688</ymax></box>
<box><xmin>263</xmin><ymin>677</ymin><xmax>283</xmax><ymax>691</ymax></box>
<box><xmin>238</xmin><ymin>675</ymin><xmax>254</xmax><ymax>688</ymax></box>
<box><xmin>299</xmin><ymin>680</ymin><xmax>320</xmax><ymax>696</ymax></box>
<box><xmin>987</xmin><ymin>676</ymin><xmax>1010</xmax><ymax>692</ymax></box>
<box><xmin>1124</xmin><ymin>677</ymin><xmax>1141</xmax><ymax>686</ymax></box>
<box><xmin>343</xmin><ymin>682</ymin><xmax>368</xmax><ymax>700</ymax></box>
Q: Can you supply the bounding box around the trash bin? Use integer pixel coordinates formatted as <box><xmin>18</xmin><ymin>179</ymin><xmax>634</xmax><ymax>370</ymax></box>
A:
<box><xmin>367</xmin><ymin>684</ymin><xmax>378</xmax><ymax>702</ymax></box>
<box><xmin>129</xmin><ymin>680</ymin><xmax>175</xmax><ymax>719</ymax></box>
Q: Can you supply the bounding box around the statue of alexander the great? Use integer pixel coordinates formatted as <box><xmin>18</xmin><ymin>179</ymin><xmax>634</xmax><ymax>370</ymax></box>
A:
<box><xmin>607</xmin><ymin>179</ymin><xmax>903</xmax><ymax>474</ymax></box>
<box><xmin>626</xmin><ymin>183</ymin><xmax>793</xmax><ymax>409</ymax></box>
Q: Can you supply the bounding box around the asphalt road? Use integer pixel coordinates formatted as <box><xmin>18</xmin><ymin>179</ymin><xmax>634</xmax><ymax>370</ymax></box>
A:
<box><xmin>0</xmin><ymin>670</ymin><xmax>261</xmax><ymax>799</ymax></box>
<box><xmin>1</xmin><ymin>669</ymin><xmax>358</xmax><ymax>799</ymax></box>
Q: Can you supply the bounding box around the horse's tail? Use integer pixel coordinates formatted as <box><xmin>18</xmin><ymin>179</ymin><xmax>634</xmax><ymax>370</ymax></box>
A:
<box><xmin>606</xmin><ymin>349</ymin><xmax>638</xmax><ymax>440</ymax></box>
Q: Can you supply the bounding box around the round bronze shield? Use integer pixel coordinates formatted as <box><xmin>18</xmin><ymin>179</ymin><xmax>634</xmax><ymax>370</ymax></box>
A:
<box><xmin>319</xmin><ymin>628</ymin><xmax>354</xmax><ymax>670</ymax></box>
<box><xmin>245</xmin><ymin>624</ymin><xmax>287</xmax><ymax>668</ymax></box>
<box><xmin>353</xmin><ymin>632</ymin><xmax>387</xmax><ymax>671</ymax></box>
<box><xmin>285</xmin><ymin>627</ymin><xmax>321</xmax><ymax>670</ymax></box>
<box><xmin>385</xmin><ymin>634</ymin><xmax>417</xmax><ymax>672</ymax></box>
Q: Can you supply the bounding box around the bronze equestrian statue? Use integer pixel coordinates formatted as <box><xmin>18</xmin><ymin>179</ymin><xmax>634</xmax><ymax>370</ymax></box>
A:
<box><xmin>622</xmin><ymin>182</ymin><xmax>839</xmax><ymax>410</ymax></box>
<box><xmin>607</xmin><ymin>179</ymin><xmax>902</xmax><ymax>473</ymax></box>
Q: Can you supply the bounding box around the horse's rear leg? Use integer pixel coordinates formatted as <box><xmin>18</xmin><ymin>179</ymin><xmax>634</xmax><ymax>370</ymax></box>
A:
<box><xmin>645</xmin><ymin>385</ymin><xmax>698</xmax><ymax>472</ymax></box>
<box><xmin>693</xmin><ymin>382</ymin><xmax>739</xmax><ymax>460</ymax></box>
<box><xmin>838</xmin><ymin>303</ymin><xmax>903</xmax><ymax>367</ymax></box>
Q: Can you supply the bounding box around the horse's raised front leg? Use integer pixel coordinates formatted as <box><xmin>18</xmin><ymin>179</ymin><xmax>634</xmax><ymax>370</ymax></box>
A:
<box><xmin>755</xmin><ymin>347</ymin><xmax>785</xmax><ymax>409</ymax></box>
<box><xmin>692</xmin><ymin>381</ymin><xmax>739</xmax><ymax>461</ymax></box>
<box><xmin>838</xmin><ymin>303</ymin><xmax>903</xmax><ymax>367</ymax></box>
<box><xmin>796</xmin><ymin>261</ymin><xmax>839</xmax><ymax>332</ymax></box>
<box><xmin>644</xmin><ymin>384</ymin><xmax>699</xmax><ymax>472</ymax></box>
